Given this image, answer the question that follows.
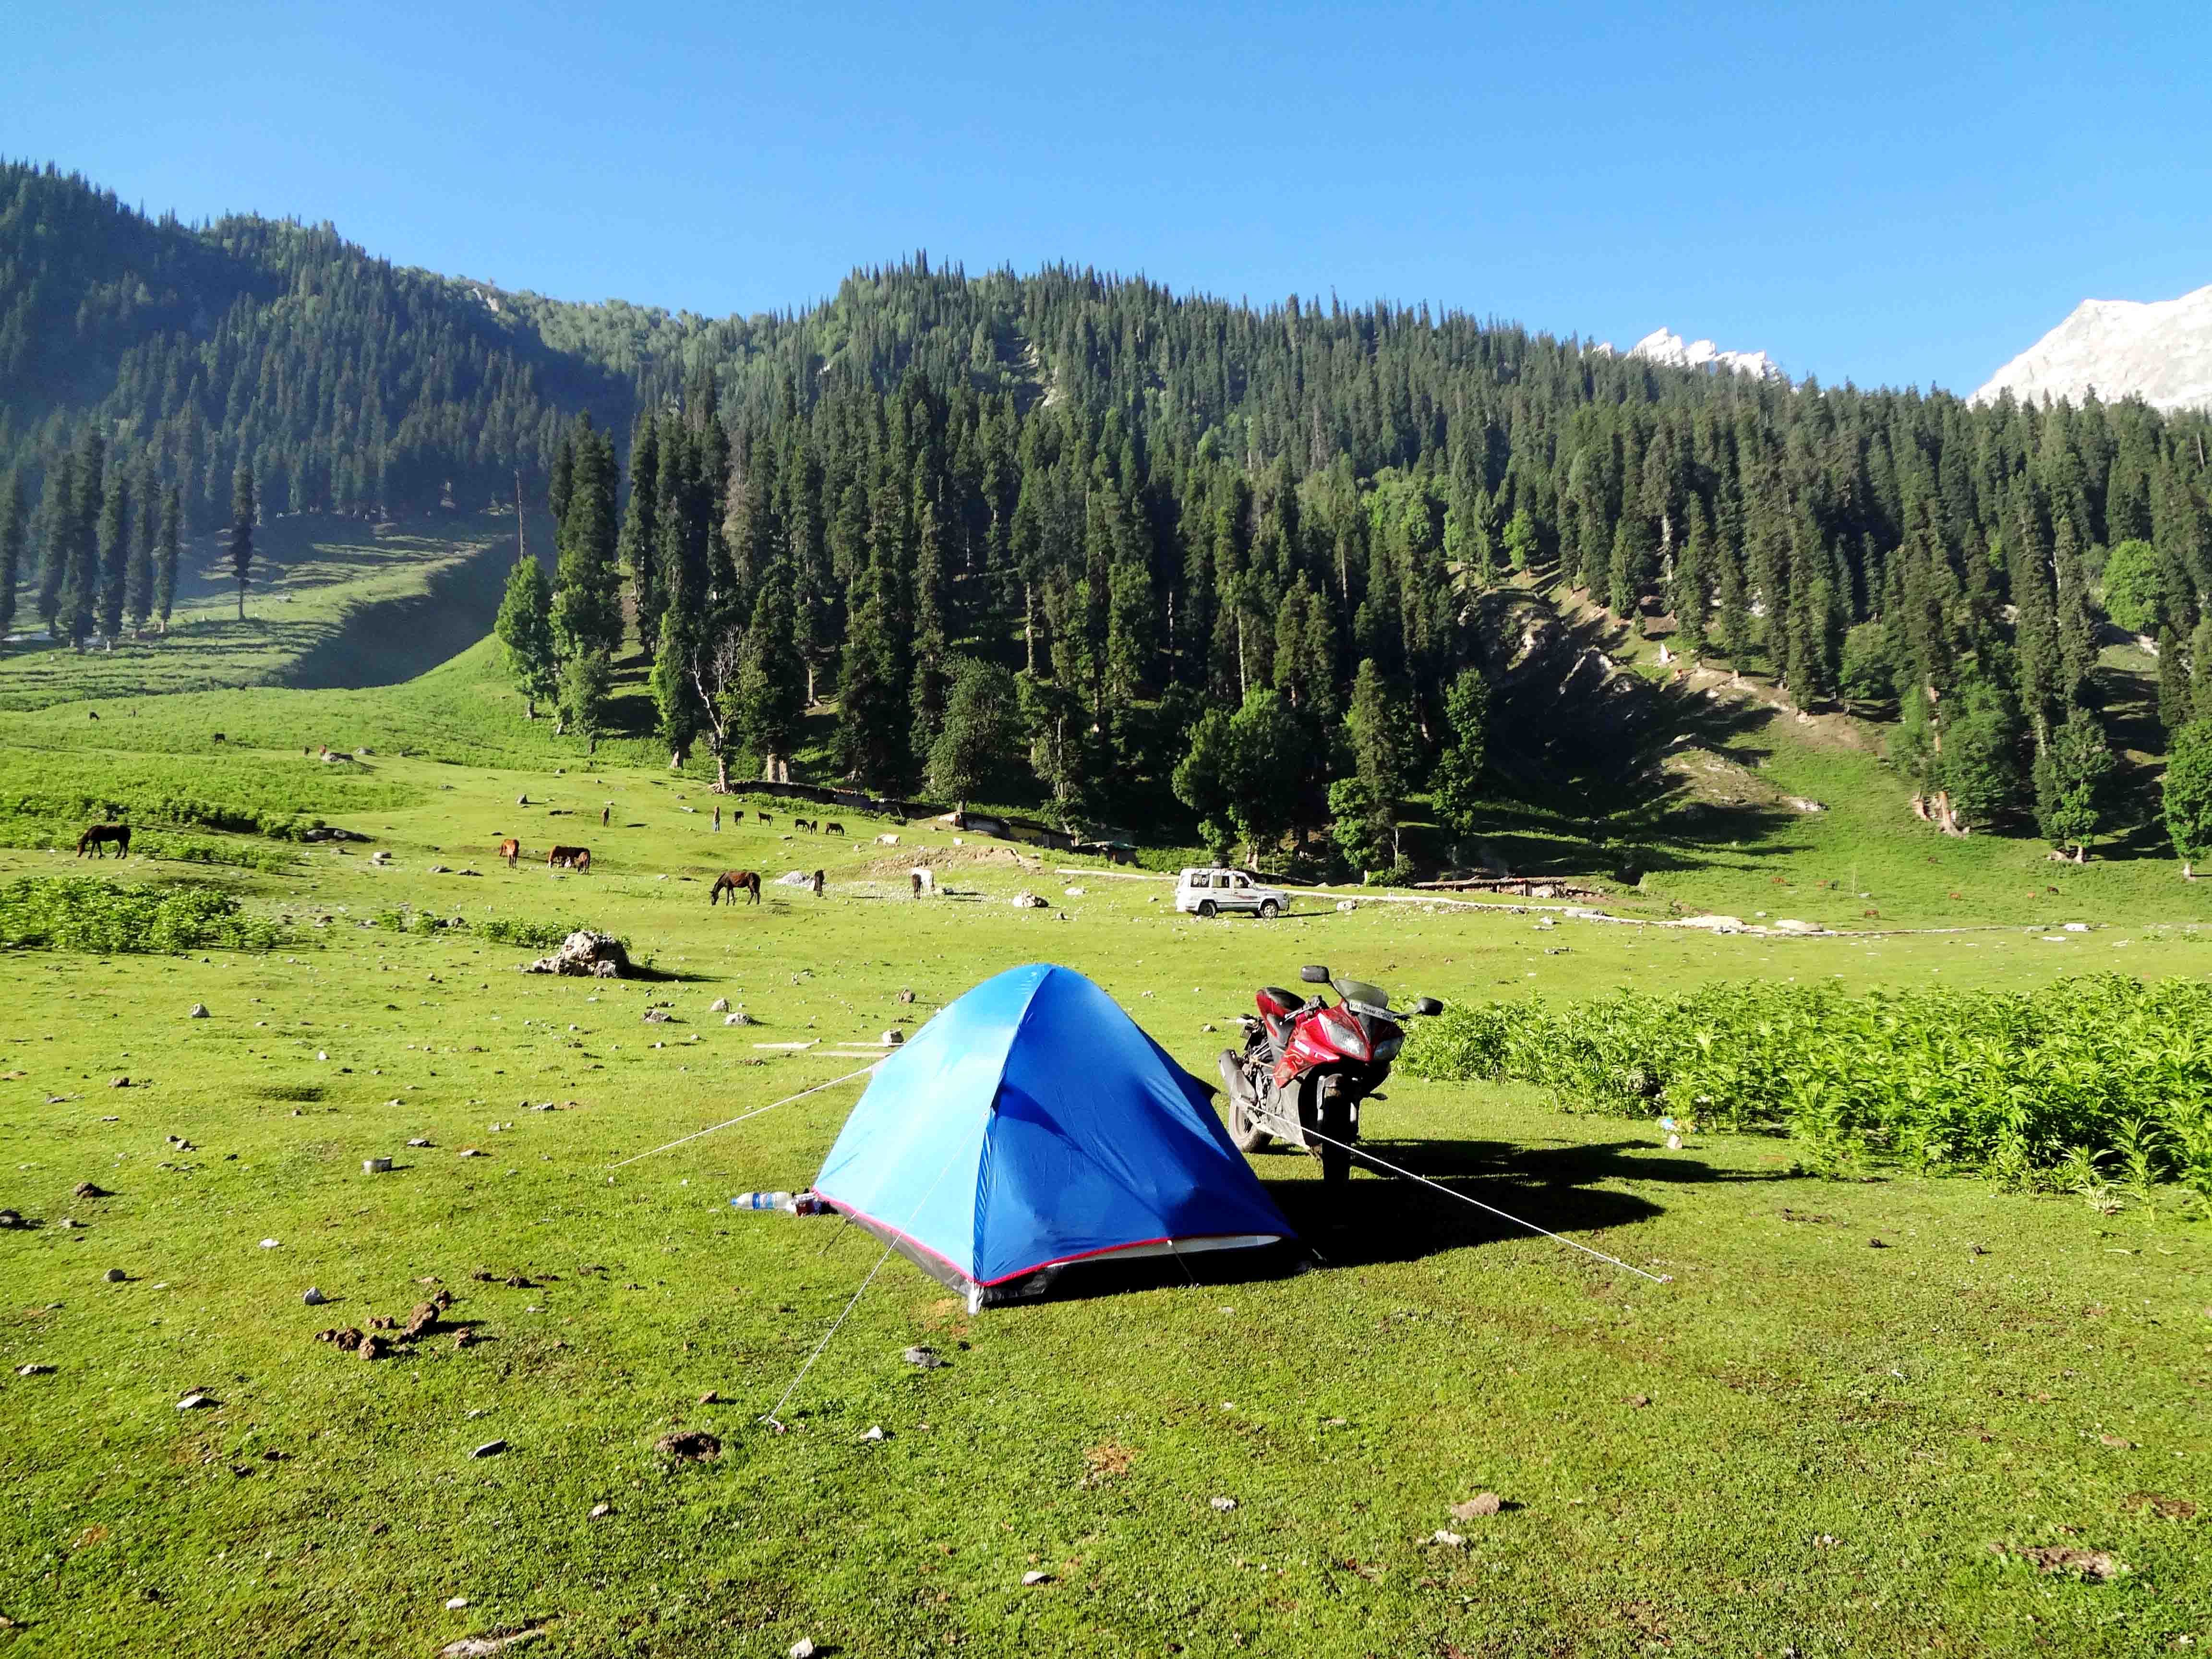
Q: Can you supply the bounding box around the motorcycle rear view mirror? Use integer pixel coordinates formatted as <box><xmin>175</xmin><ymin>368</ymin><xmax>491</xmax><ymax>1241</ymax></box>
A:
<box><xmin>1412</xmin><ymin>996</ymin><xmax>1444</xmax><ymax>1016</ymax></box>
<box><xmin>1299</xmin><ymin>964</ymin><xmax>1332</xmax><ymax>984</ymax></box>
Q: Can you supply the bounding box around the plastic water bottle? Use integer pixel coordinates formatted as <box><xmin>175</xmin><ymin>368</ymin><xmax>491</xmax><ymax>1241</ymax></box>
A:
<box><xmin>733</xmin><ymin>1190</ymin><xmax>793</xmax><ymax>1211</ymax></box>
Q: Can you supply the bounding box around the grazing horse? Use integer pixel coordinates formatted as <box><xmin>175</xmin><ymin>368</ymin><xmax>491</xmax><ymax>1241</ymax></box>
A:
<box><xmin>496</xmin><ymin>837</ymin><xmax>520</xmax><ymax>868</ymax></box>
<box><xmin>77</xmin><ymin>824</ymin><xmax>131</xmax><ymax>859</ymax></box>
<box><xmin>824</xmin><ymin>821</ymin><xmax>844</xmax><ymax>836</ymax></box>
<box><xmin>793</xmin><ymin>817</ymin><xmax>816</xmax><ymax>833</ymax></box>
<box><xmin>710</xmin><ymin>870</ymin><xmax>761</xmax><ymax>906</ymax></box>
<box><xmin>757</xmin><ymin>812</ymin><xmax>771</xmax><ymax>824</ymax></box>
<box><xmin>811</xmin><ymin>869</ymin><xmax>825</xmax><ymax>897</ymax></box>
<box><xmin>547</xmin><ymin>845</ymin><xmax>591</xmax><ymax>872</ymax></box>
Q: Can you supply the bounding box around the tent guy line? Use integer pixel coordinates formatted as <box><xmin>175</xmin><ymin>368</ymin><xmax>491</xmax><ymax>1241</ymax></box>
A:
<box><xmin>605</xmin><ymin>1062</ymin><xmax>885</xmax><ymax>1171</ymax></box>
<box><xmin>1294</xmin><ymin>1124</ymin><xmax>1676</xmax><ymax>1285</ymax></box>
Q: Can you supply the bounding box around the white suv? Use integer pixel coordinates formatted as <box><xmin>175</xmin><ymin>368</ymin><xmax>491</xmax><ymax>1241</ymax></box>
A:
<box><xmin>1175</xmin><ymin>866</ymin><xmax>1289</xmax><ymax>919</ymax></box>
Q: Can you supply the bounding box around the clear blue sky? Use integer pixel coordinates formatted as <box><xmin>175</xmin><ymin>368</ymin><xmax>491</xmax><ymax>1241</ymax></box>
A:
<box><xmin>7</xmin><ymin>0</ymin><xmax>2208</xmax><ymax>397</ymax></box>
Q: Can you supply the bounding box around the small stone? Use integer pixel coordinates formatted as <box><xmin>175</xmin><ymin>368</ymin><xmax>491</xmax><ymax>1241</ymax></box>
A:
<box><xmin>16</xmin><ymin>1363</ymin><xmax>54</xmax><ymax>1376</ymax></box>
<box><xmin>260</xmin><ymin>1238</ymin><xmax>281</xmax><ymax>1248</ymax></box>
<box><xmin>470</xmin><ymin>1439</ymin><xmax>506</xmax><ymax>1458</ymax></box>
<box><xmin>57</xmin><ymin>1217</ymin><xmax>82</xmax><ymax>1229</ymax></box>
<box><xmin>2099</xmin><ymin>1433</ymin><xmax>2135</xmax><ymax>1449</ymax></box>
<box><xmin>1429</xmin><ymin>1529</ymin><xmax>1467</xmax><ymax>1548</ymax></box>
<box><xmin>1210</xmin><ymin>1495</ymin><xmax>1238</xmax><ymax>1511</ymax></box>
<box><xmin>789</xmin><ymin>1640</ymin><xmax>817</xmax><ymax>1659</ymax></box>
<box><xmin>408</xmin><ymin>1137</ymin><xmax>432</xmax><ymax>1148</ymax></box>
<box><xmin>697</xmin><ymin>1390</ymin><xmax>721</xmax><ymax>1405</ymax></box>
<box><xmin>1627</xmin><ymin>1394</ymin><xmax>1651</xmax><ymax>1408</ymax></box>
<box><xmin>860</xmin><ymin>1425</ymin><xmax>886</xmax><ymax>1442</ymax></box>
<box><xmin>316</xmin><ymin>1052</ymin><xmax>328</xmax><ymax>1062</ymax></box>
<box><xmin>1022</xmin><ymin>1570</ymin><xmax>1051</xmax><ymax>1587</ymax></box>
<box><xmin>903</xmin><ymin>1345</ymin><xmax>944</xmax><ymax>1369</ymax></box>
<box><xmin>176</xmin><ymin>1391</ymin><xmax>216</xmax><ymax>1409</ymax></box>
<box><xmin>724</xmin><ymin>1012</ymin><xmax>750</xmax><ymax>1026</ymax></box>
<box><xmin>589</xmin><ymin>1503</ymin><xmax>612</xmax><ymax>1519</ymax></box>
<box><xmin>188</xmin><ymin>1004</ymin><xmax>209</xmax><ymax>1018</ymax></box>
<box><xmin>446</xmin><ymin>1595</ymin><xmax>469</xmax><ymax>1610</ymax></box>
<box><xmin>895</xmin><ymin>988</ymin><xmax>916</xmax><ymax>1004</ymax></box>
<box><xmin>109</xmin><ymin>1076</ymin><xmax>130</xmax><ymax>1089</ymax></box>
<box><xmin>104</xmin><ymin>1267</ymin><xmax>127</xmax><ymax>1283</ymax></box>
<box><xmin>1450</xmin><ymin>1492</ymin><xmax>1503</xmax><ymax>1519</ymax></box>
<box><xmin>709</xmin><ymin>997</ymin><xmax>730</xmax><ymax>1013</ymax></box>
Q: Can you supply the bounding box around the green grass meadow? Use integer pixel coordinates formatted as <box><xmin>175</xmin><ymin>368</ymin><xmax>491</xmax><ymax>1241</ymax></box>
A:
<box><xmin>1</xmin><ymin>637</ymin><xmax>2210</xmax><ymax>1656</ymax></box>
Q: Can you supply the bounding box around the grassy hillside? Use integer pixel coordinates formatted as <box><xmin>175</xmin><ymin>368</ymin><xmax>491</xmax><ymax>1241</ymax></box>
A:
<box><xmin>0</xmin><ymin>510</ymin><xmax>550</xmax><ymax>712</ymax></box>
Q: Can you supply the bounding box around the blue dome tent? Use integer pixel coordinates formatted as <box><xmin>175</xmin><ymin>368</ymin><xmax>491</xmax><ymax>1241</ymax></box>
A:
<box><xmin>812</xmin><ymin>963</ymin><xmax>1296</xmax><ymax>1309</ymax></box>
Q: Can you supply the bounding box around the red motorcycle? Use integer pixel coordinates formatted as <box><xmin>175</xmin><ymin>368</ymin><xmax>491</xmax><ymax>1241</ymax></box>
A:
<box><xmin>1216</xmin><ymin>964</ymin><xmax>1442</xmax><ymax>1182</ymax></box>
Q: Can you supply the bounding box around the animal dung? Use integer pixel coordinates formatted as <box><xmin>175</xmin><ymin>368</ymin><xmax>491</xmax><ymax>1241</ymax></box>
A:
<box><xmin>1450</xmin><ymin>1493</ymin><xmax>1504</xmax><ymax>1519</ymax></box>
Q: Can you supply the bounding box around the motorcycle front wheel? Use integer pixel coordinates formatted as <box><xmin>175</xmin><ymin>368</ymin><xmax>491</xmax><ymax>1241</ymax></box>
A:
<box><xmin>1316</xmin><ymin>1076</ymin><xmax>1353</xmax><ymax>1184</ymax></box>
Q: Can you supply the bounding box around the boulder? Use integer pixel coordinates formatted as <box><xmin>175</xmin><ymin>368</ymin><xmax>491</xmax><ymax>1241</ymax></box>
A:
<box><xmin>1011</xmin><ymin>891</ymin><xmax>1048</xmax><ymax>909</ymax></box>
<box><xmin>522</xmin><ymin>931</ymin><xmax>632</xmax><ymax>978</ymax></box>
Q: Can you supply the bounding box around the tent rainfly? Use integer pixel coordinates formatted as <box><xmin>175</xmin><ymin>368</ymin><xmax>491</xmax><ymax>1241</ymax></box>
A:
<box><xmin>811</xmin><ymin>962</ymin><xmax>1295</xmax><ymax>1309</ymax></box>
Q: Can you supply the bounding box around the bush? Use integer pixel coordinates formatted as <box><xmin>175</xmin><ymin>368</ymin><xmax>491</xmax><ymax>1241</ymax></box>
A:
<box><xmin>368</xmin><ymin>908</ymin><xmax>620</xmax><ymax>953</ymax></box>
<box><xmin>0</xmin><ymin>877</ymin><xmax>282</xmax><ymax>954</ymax></box>
<box><xmin>1404</xmin><ymin>976</ymin><xmax>2212</xmax><ymax>1191</ymax></box>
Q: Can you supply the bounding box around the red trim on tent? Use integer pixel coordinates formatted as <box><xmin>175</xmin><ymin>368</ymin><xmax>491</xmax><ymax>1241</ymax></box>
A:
<box><xmin>813</xmin><ymin>1190</ymin><xmax>1281</xmax><ymax>1289</ymax></box>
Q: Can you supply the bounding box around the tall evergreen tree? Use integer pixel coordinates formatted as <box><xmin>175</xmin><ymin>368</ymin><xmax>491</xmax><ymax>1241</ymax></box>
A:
<box><xmin>493</xmin><ymin>550</ymin><xmax>558</xmax><ymax>719</ymax></box>
<box><xmin>229</xmin><ymin>460</ymin><xmax>256</xmax><ymax>621</ymax></box>
<box><xmin>96</xmin><ymin>467</ymin><xmax>129</xmax><ymax>641</ymax></box>
<box><xmin>734</xmin><ymin>562</ymin><xmax>805</xmax><ymax>781</ymax></box>
<box><xmin>124</xmin><ymin>460</ymin><xmax>155</xmax><ymax>634</ymax></box>
<box><xmin>153</xmin><ymin>485</ymin><xmax>180</xmax><ymax>633</ymax></box>
<box><xmin>618</xmin><ymin>416</ymin><xmax>664</xmax><ymax>653</ymax></box>
<box><xmin>0</xmin><ymin>469</ymin><xmax>23</xmax><ymax>645</ymax></box>
<box><xmin>36</xmin><ymin>452</ymin><xmax>75</xmax><ymax>634</ymax></box>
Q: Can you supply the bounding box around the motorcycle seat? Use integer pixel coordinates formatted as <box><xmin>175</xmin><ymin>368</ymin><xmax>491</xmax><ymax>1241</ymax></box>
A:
<box><xmin>1255</xmin><ymin>986</ymin><xmax>1299</xmax><ymax>1018</ymax></box>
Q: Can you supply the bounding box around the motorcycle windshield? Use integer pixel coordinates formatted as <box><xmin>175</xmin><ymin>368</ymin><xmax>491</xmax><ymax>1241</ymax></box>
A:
<box><xmin>1333</xmin><ymin>978</ymin><xmax>1391</xmax><ymax>1015</ymax></box>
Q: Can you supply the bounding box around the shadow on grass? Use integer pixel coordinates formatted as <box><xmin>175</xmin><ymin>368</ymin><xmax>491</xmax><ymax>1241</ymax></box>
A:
<box><xmin>1259</xmin><ymin>1135</ymin><xmax>1789</xmax><ymax>1267</ymax></box>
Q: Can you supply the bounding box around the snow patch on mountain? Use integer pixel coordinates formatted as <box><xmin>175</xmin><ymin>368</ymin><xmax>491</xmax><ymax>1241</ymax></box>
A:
<box><xmin>1593</xmin><ymin>328</ymin><xmax>1784</xmax><ymax>382</ymax></box>
<box><xmin>1972</xmin><ymin>285</ymin><xmax>2212</xmax><ymax>412</ymax></box>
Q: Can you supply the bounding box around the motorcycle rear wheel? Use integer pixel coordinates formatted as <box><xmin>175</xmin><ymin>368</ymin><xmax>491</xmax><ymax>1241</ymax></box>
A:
<box><xmin>1218</xmin><ymin>1050</ymin><xmax>1272</xmax><ymax>1152</ymax></box>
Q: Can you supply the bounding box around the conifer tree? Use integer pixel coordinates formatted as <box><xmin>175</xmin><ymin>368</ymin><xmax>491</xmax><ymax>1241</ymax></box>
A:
<box><xmin>2035</xmin><ymin>706</ymin><xmax>2115</xmax><ymax>861</ymax></box>
<box><xmin>927</xmin><ymin>657</ymin><xmax>1019</xmax><ymax>811</ymax></box>
<box><xmin>494</xmin><ymin>550</ymin><xmax>557</xmax><ymax>718</ymax></box>
<box><xmin>1343</xmin><ymin>658</ymin><xmax>1419</xmax><ymax>865</ymax></box>
<box><xmin>153</xmin><ymin>486</ymin><xmax>180</xmax><ymax>633</ymax></box>
<box><xmin>124</xmin><ymin>461</ymin><xmax>155</xmax><ymax>635</ymax></box>
<box><xmin>0</xmin><ymin>469</ymin><xmax>23</xmax><ymax>645</ymax></box>
<box><xmin>618</xmin><ymin>416</ymin><xmax>663</xmax><ymax>654</ymax></box>
<box><xmin>36</xmin><ymin>452</ymin><xmax>75</xmax><ymax>634</ymax></box>
<box><xmin>734</xmin><ymin>562</ymin><xmax>805</xmax><ymax>781</ymax></box>
<box><xmin>229</xmin><ymin>461</ymin><xmax>255</xmax><ymax>621</ymax></box>
<box><xmin>96</xmin><ymin>468</ymin><xmax>129</xmax><ymax>641</ymax></box>
<box><xmin>837</xmin><ymin>557</ymin><xmax>911</xmax><ymax>790</ymax></box>
<box><xmin>1430</xmin><ymin>666</ymin><xmax>1490</xmax><ymax>842</ymax></box>
<box><xmin>549</xmin><ymin>419</ymin><xmax>620</xmax><ymax>736</ymax></box>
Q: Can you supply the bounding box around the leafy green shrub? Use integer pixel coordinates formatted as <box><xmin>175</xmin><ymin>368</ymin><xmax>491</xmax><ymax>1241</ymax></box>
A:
<box><xmin>137</xmin><ymin>834</ymin><xmax>304</xmax><ymax>872</ymax></box>
<box><xmin>0</xmin><ymin>877</ymin><xmax>283</xmax><ymax>954</ymax></box>
<box><xmin>367</xmin><ymin>908</ymin><xmax>615</xmax><ymax>953</ymax></box>
<box><xmin>1405</xmin><ymin>975</ymin><xmax>2212</xmax><ymax>1192</ymax></box>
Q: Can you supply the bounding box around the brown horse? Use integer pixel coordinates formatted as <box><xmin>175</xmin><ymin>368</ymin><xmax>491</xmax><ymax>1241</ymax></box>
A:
<box><xmin>824</xmin><ymin>822</ymin><xmax>844</xmax><ymax>836</ymax></box>
<box><xmin>77</xmin><ymin>824</ymin><xmax>131</xmax><ymax>859</ymax></box>
<box><xmin>811</xmin><ymin>869</ymin><xmax>825</xmax><ymax>898</ymax></box>
<box><xmin>547</xmin><ymin>845</ymin><xmax>591</xmax><ymax>872</ymax></box>
<box><xmin>496</xmin><ymin>837</ymin><xmax>520</xmax><ymax>868</ymax></box>
<box><xmin>710</xmin><ymin>870</ymin><xmax>761</xmax><ymax>906</ymax></box>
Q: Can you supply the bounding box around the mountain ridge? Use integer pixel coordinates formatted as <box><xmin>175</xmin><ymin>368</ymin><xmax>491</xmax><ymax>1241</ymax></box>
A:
<box><xmin>1973</xmin><ymin>284</ymin><xmax>2212</xmax><ymax>412</ymax></box>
